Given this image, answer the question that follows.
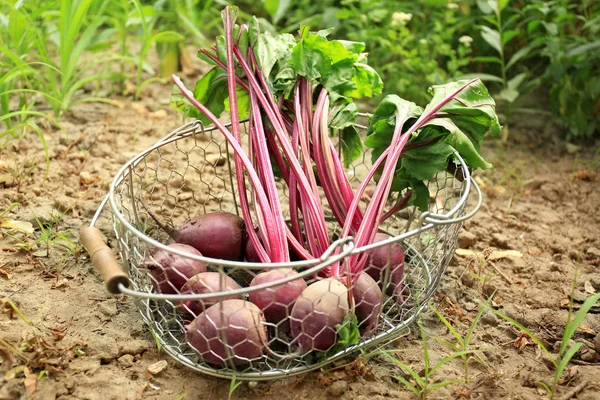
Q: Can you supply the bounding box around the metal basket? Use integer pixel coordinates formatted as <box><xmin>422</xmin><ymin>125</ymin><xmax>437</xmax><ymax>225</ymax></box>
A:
<box><xmin>83</xmin><ymin>118</ymin><xmax>482</xmax><ymax>381</ymax></box>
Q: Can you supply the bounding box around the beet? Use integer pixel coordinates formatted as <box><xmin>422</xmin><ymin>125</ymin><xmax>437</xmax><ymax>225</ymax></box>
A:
<box><xmin>144</xmin><ymin>204</ymin><xmax>246</xmax><ymax>261</ymax></box>
<box><xmin>248</xmin><ymin>268</ymin><xmax>307</xmax><ymax>326</ymax></box>
<box><xmin>290</xmin><ymin>278</ymin><xmax>349</xmax><ymax>352</ymax></box>
<box><xmin>365</xmin><ymin>233</ymin><xmax>405</xmax><ymax>300</ymax></box>
<box><xmin>352</xmin><ymin>272</ymin><xmax>382</xmax><ymax>337</ymax></box>
<box><xmin>144</xmin><ymin>243</ymin><xmax>207</xmax><ymax>294</ymax></box>
<box><xmin>178</xmin><ymin>272</ymin><xmax>242</xmax><ymax>318</ymax></box>
<box><xmin>185</xmin><ymin>299</ymin><xmax>267</xmax><ymax>366</ymax></box>
<box><xmin>177</xmin><ymin>212</ymin><xmax>246</xmax><ymax>261</ymax></box>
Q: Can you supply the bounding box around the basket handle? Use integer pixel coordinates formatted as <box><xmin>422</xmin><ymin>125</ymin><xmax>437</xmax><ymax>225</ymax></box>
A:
<box><xmin>80</xmin><ymin>226</ymin><xmax>129</xmax><ymax>294</ymax></box>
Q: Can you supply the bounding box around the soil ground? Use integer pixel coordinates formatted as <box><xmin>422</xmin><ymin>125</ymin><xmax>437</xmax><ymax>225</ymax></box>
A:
<box><xmin>1</xmin><ymin>83</ymin><xmax>600</xmax><ymax>400</ymax></box>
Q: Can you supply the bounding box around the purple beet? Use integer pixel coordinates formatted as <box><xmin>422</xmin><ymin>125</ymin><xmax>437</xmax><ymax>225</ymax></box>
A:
<box><xmin>143</xmin><ymin>203</ymin><xmax>246</xmax><ymax>261</ymax></box>
<box><xmin>365</xmin><ymin>233</ymin><xmax>405</xmax><ymax>301</ymax></box>
<box><xmin>352</xmin><ymin>272</ymin><xmax>382</xmax><ymax>337</ymax></box>
<box><xmin>185</xmin><ymin>299</ymin><xmax>267</xmax><ymax>366</ymax></box>
<box><xmin>248</xmin><ymin>268</ymin><xmax>307</xmax><ymax>326</ymax></box>
<box><xmin>177</xmin><ymin>272</ymin><xmax>242</xmax><ymax>318</ymax></box>
<box><xmin>144</xmin><ymin>243</ymin><xmax>207</xmax><ymax>294</ymax></box>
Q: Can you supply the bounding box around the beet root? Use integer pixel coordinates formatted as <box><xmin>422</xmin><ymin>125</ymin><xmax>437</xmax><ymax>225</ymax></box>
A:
<box><xmin>177</xmin><ymin>272</ymin><xmax>242</xmax><ymax>318</ymax></box>
<box><xmin>185</xmin><ymin>299</ymin><xmax>267</xmax><ymax>366</ymax></box>
<box><xmin>290</xmin><ymin>278</ymin><xmax>349</xmax><ymax>352</ymax></box>
<box><xmin>144</xmin><ymin>243</ymin><xmax>207</xmax><ymax>294</ymax></box>
<box><xmin>352</xmin><ymin>272</ymin><xmax>382</xmax><ymax>337</ymax></box>
<box><xmin>365</xmin><ymin>233</ymin><xmax>405</xmax><ymax>301</ymax></box>
<box><xmin>249</xmin><ymin>268</ymin><xmax>307</xmax><ymax>327</ymax></box>
<box><xmin>177</xmin><ymin>212</ymin><xmax>246</xmax><ymax>261</ymax></box>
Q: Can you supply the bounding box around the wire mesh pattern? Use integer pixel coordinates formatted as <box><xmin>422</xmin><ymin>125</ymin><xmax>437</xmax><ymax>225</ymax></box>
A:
<box><xmin>98</xmin><ymin>119</ymin><xmax>476</xmax><ymax>380</ymax></box>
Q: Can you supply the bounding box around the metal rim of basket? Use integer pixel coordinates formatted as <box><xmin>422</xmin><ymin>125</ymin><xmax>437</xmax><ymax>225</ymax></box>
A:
<box><xmin>89</xmin><ymin>119</ymin><xmax>482</xmax><ymax>302</ymax></box>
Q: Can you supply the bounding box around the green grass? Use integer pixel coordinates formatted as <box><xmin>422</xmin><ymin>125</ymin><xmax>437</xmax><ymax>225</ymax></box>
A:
<box><xmin>483</xmin><ymin>269</ymin><xmax>600</xmax><ymax>399</ymax></box>
<box><xmin>378</xmin><ymin>318</ymin><xmax>482</xmax><ymax>399</ymax></box>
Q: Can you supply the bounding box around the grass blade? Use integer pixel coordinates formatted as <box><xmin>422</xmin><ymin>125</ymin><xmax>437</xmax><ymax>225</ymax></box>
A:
<box><xmin>426</xmin><ymin>378</ymin><xmax>465</xmax><ymax>392</ymax></box>
<box><xmin>561</xmin><ymin>290</ymin><xmax>600</xmax><ymax>356</ymax></box>
<box><xmin>428</xmin><ymin>350</ymin><xmax>485</xmax><ymax>376</ymax></box>
<box><xmin>433</xmin><ymin>307</ymin><xmax>465</xmax><ymax>347</ymax></box>
<box><xmin>484</xmin><ymin>305</ymin><xmax>556</xmax><ymax>367</ymax></box>
<box><xmin>382</xmin><ymin>352</ymin><xmax>425</xmax><ymax>387</ymax></box>
<box><xmin>393</xmin><ymin>374</ymin><xmax>420</xmax><ymax>396</ymax></box>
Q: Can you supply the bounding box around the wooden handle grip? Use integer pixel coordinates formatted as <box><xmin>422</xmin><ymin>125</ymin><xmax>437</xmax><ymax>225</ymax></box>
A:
<box><xmin>80</xmin><ymin>226</ymin><xmax>129</xmax><ymax>294</ymax></box>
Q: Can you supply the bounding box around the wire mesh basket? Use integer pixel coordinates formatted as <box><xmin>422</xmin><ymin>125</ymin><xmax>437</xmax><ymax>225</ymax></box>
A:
<box><xmin>82</xmin><ymin>118</ymin><xmax>482</xmax><ymax>381</ymax></box>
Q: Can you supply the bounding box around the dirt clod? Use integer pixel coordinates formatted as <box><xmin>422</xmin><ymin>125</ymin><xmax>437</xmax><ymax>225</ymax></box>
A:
<box><xmin>119</xmin><ymin>339</ymin><xmax>151</xmax><ymax>356</ymax></box>
<box><xmin>118</xmin><ymin>354</ymin><xmax>135</xmax><ymax>368</ymax></box>
<box><xmin>458</xmin><ymin>231</ymin><xmax>477</xmax><ymax>248</ymax></box>
<box><xmin>586</xmin><ymin>247</ymin><xmax>600</xmax><ymax>259</ymax></box>
<box><xmin>328</xmin><ymin>380</ymin><xmax>348</xmax><ymax>397</ymax></box>
<box><xmin>89</xmin><ymin>334</ymin><xmax>119</xmax><ymax>362</ymax></box>
<box><xmin>490</xmin><ymin>233</ymin><xmax>510</xmax><ymax>249</ymax></box>
<box><xmin>54</xmin><ymin>195</ymin><xmax>74</xmax><ymax>213</ymax></box>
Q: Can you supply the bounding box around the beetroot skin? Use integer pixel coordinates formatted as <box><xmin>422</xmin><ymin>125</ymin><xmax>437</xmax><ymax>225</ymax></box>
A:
<box><xmin>177</xmin><ymin>212</ymin><xmax>246</xmax><ymax>261</ymax></box>
<box><xmin>185</xmin><ymin>299</ymin><xmax>267</xmax><ymax>366</ymax></box>
<box><xmin>145</xmin><ymin>243</ymin><xmax>207</xmax><ymax>294</ymax></box>
<box><xmin>290</xmin><ymin>278</ymin><xmax>349</xmax><ymax>352</ymax></box>
<box><xmin>352</xmin><ymin>272</ymin><xmax>382</xmax><ymax>336</ymax></box>
<box><xmin>365</xmin><ymin>233</ymin><xmax>405</xmax><ymax>300</ymax></box>
<box><xmin>249</xmin><ymin>268</ymin><xmax>307</xmax><ymax>325</ymax></box>
<box><xmin>178</xmin><ymin>272</ymin><xmax>242</xmax><ymax>317</ymax></box>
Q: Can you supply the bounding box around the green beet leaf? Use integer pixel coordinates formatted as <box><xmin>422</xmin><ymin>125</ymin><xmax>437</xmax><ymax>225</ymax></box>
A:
<box><xmin>366</xmin><ymin>79</ymin><xmax>500</xmax><ymax>212</ymax></box>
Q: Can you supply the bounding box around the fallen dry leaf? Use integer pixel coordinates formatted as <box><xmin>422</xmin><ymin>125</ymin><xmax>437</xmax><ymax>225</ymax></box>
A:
<box><xmin>584</xmin><ymin>280</ymin><xmax>595</xmax><ymax>294</ymax></box>
<box><xmin>0</xmin><ymin>267</ymin><xmax>11</xmax><ymax>279</ymax></box>
<box><xmin>455</xmin><ymin>248</ymin><xmax>479</xmax><ymax>258</ymax></box>
<box><xmin>24</xmin><ymin>370</ymin><xmax>38</xmax><ymax>399</ymax></box>
<box><xmin>578</xmin><ymin>324</ymin><xmax>596</xmax><ymax>335</ymax></box>
<box><xmin>0</xmin><ymin>218</ymin><xmax>34</xmax><ymax>234</ymax></box>
<box><xmin>488</xmin><ymin>250</ymin><xmax>523</xmax><ymax>260</ymax></box>
<box><xmin>573</xmin><ymin>170</ymin><xmax>595</xmax><ymax>181</ymax></box>
<box><xmin>513</xmin><ymin>331</ymin><xmax>535</xmax><ymax>351</ymax></box>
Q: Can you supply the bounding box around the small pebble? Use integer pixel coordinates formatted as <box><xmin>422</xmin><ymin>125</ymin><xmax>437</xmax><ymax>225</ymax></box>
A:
<box><xmin>33</xmin><ymin>188</ymin><xmax>41</xmax><ymax>196</ymax></box>
<box><xmin>580</xmin><ymin>347</ymin><xmax>597</xmax><ymax>362</ymax></box>
<box><xmin>248</xmin><ymin>381</ymin><xmax>258</xmax><ymax>389</ymax></box>
<box><xmin>152</xmin><ymin>109</ymin><xmax>168</xmax><ymax>119</ymax></box>
<box><xmin>147</xmin><ymin>360</ymin><xmax>168</xmax><ymax>375</ymax></box>
<box><xmin>79</xmin><ymin>171</ymin><xmax>93</xmax><ymax>183</ymax></box>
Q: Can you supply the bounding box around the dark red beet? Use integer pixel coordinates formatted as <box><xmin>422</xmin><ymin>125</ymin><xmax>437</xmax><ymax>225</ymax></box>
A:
<box><xmin>249</xmin><ymin>268</ymin><xmax>307</xmax><ymax>326</ymax></box>
<box><xmin>177</xmin><ymin>272</ymin><xmax>242</xmax><ymax>318</ymax></box>
<box><xmin>185</xmin><ymin>300</ymin><xmax>267</xmax><ymax>366</ymax></box>
<box><xmin>365</xmin><ymin>233</ymin><xmax>405</xmax><ymax>301</ymax></box>
<box><xmin>352</xmin><ymin>272</ymin><xmax>382</xmax><ymax>337</ymax></box>
<box><xmin>145</xmin><ymin>243</ymin><xmax>207</xmax><ymax>294</ymax></box>
<box><xmin>177</xmin><ymin>212</ymin><xmax>246</xmax><ymax>261</ymax></box>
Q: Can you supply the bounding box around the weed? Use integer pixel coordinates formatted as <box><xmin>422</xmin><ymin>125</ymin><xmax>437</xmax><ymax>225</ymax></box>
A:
<box><xmin>484</xmin><ymin>268</ymin><xmax>600</xmax><ymax>399</ymax></box>
<box><xmin>128</xmin><ymin>0</ymin><xmax>184</xmax><ymax>99</ymax></box>
<box><xmin>228</xmin><ymin>373</ymin><xmax>243</xmax><ymax>400</ymax></box>
<box><xmin>379</xmin><ymin>318</ymin><xmax>481</xmax><ymax>399</ymax></box>
<box><xmin>433</xmin><ymin>297</ymin><xmax>492</xmax><ymax>381</ymax></box>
